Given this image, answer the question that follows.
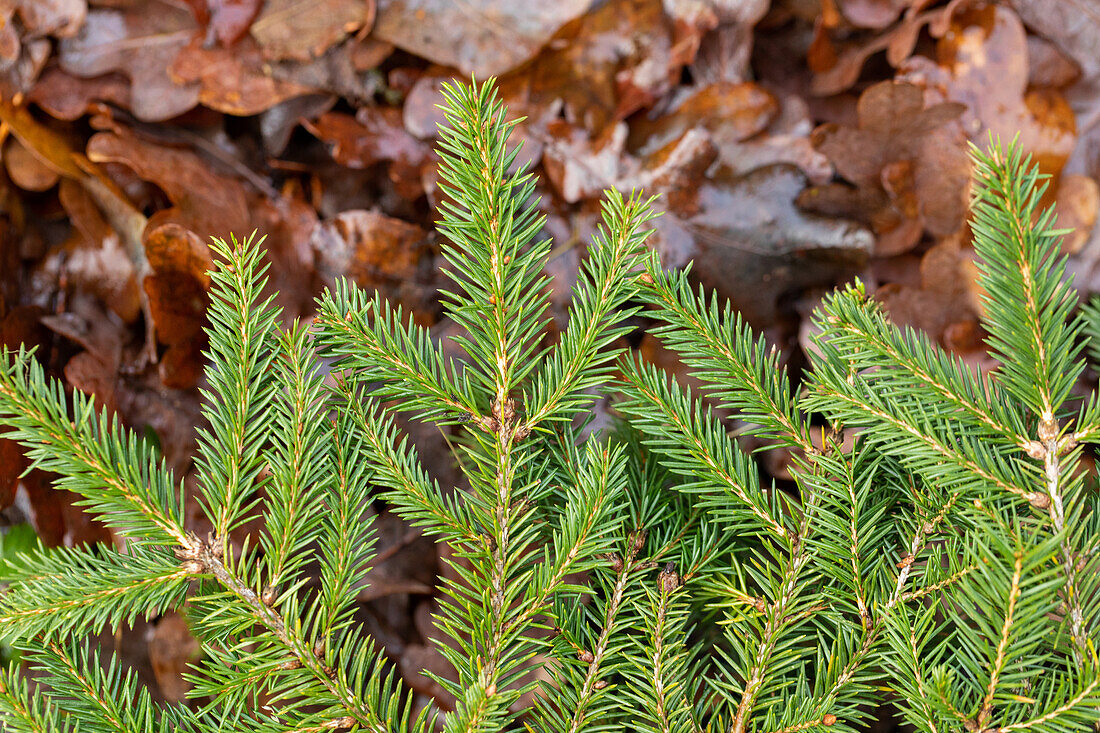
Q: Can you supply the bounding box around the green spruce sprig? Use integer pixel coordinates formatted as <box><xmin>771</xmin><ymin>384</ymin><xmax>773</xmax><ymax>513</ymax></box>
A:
<box><xmin>0</xmin><ymin>79</ymin><xmax>1095</xmax><ymax>733</ymax></box>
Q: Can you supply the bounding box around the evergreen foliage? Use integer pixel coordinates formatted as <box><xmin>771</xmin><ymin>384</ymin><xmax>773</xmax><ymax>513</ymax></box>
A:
<box><xmin>0</xmin><ymin>80</ymin><xmax>1097</xmax><ymax>733</ymax></box>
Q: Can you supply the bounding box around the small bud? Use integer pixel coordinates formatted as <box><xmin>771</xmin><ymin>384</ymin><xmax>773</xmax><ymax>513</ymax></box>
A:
<box><xmin>896</xmin><ymin>554</ymin><xmax>914</xmax><ymax>569</ymax></box>
<box><xmin>1028</xmin><ymin>492</ymin><xmax>1051</xmax><ymax>510</ymax></box>
<box><xmin>593</xmin><ymin>679</ymin><xmax>608</xmax><ymax>690</ymax></box>
<box><xmin>639</xmin><ymin>272</ymin><xmax>653</xmax><ymax>284</ymax></box>
<box><xmin>313</xmin><ymin>638</ymin><xmax>326</xmax><ymax>658</ymax></box>
<box><xmin>181</xmin><ymin>560</ymin><xmax>205</xmax><ymax>574</ymax></box>
<box><xmin>485</xmin><ymin>683</ymin><xmax>497</xmax><ymax>696</ymax></box>
<box><xmin>628</xmin><ymin>530</ymin><xmax>646</xmax><ymax>555</ymax></box>
<box><xmin>261</xmin><ymin>585</ymin><xmax>277</xmax><ymax>606</ymax></box>
<box><xmin>277</xmin><ymin>658</ymin><xmax>301</xmax><ymax>671</ymax></box>
<box><xmin>1022</xmin><ymin>441</ymin><xmax>1046</xmax><ymax>460</ymax></box>
<box><xmin>753</xmin><ymin>597</ymin><xmax>768</xmax><ymax>613</ymax></box>
<box><xmin>607</xmin><ymin>553</ymin><xmax>624</xmax><ymax>573</ymax></box>
<box><xmin>578</xmin><ymin>649</ymin><xmax>595</xmax><ymax>664</ymax></box>
<box><xmin>658</xmin><ymin>562</ymin><xmax>680</xmax><ymax>593</ymax></box>
<box><xmin>1038</xmin><ymin>418</ymin><xmax>1059</xmax><ymax>442</ymax></box>
<box><xmin>823</xmin><ymin>714</ymin><xmax>838</xmax><ymax>726</ymax></box>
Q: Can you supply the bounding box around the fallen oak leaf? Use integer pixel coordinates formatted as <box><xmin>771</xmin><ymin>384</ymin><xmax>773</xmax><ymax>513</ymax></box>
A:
<box><xmin>142</xmin><ymin>223</ymin><xmax>212</xmax><ymax>389</ymax></box>
<box><xmin>182</xmin><ymin>0</ymin><xmax>263</xmax><ymax>46</ymax></box>
<box><xmin>27</xmin><ymin>67</ymin><xmax>131</xmax><ymax>121</ymax></box>
<box><xmin>809</xmin><ymin>80</ymin><xmax>968</xmax><ymax>255</ymax></box>
<box><xmin>3</xmin><ymin>136</ymin><xmax>60</xmax><ymax>192</ymax></box>
<box><xmin>85</xmin><ymin>126</ymin><xmax>251</xmax><ymax>241</ymax></box>
<box><xmin>372</xmin><ymin>0</ymin><xmax>589</xmax><ymax>78</ymax></box>
<box><xmin>897</xmin><ymin>4</ymin><xmax>1076</xmax><ymax>178</ymax></box>
<box><xmin>170</xmin><ymin>34</ymin><xmax>314</xmax><ymax>116</ymax></box>
<box><xmin>58</xmin><ymin>178</ymin><xmax>142</xmax><ymax>323</ymax></box>
<box><xmin>250</xmin><ymin>0</ymin><xmax>374</xmax><ymax>61</ymax></box>
<box><xmin>58</xmin><ymin>0</ymin><xmax>200</xmax><ymax>122</ymax></box>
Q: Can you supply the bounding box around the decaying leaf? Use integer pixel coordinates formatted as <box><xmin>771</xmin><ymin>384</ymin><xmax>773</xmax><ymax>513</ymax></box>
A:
<box><xmin>250</xmin><ymin>0</ymin><xmax>373</xmax><ymax>62</ymax></box>
<box><xmin>372</xmin><ymin>0</ymin><xmax>590</xmax><ymax>77</ymax></box>
<box><xmin>59</xmin><ymin>1</ymin><xmax>200</xmax><ymax>122</ymax></box>
<box><xmin>170</xmin><ymin>35</ymin><xmax>313</xmax><ymax>116</ymax></box>
<box><xmin>807</xmin><ymin>80</ymin><xmax>968</xmax><ymax>254</ymax></box>
<box><xmin>86</xmin><ymin>126</ymin><xmax>251</xmax><ymax>241</ymax></box>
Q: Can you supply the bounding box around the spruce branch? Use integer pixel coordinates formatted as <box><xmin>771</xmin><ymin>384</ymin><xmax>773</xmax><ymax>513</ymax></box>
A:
<box><xmin>334</xmin><ymin>380</ymin><xmax>481</xmax><ymax>545</ymax></box>
<box><xmin>638</xmin><ymin>253</ymin><xmax>814</xmax><ymax>454</ymax></box>
<box><xmin>0</xmin><ymin>347</ymin><xmax>189</xmax><ymax>546</ymax></box>
<box><xmin>193</xmin><ymin>233</ymin><xmax>281</xmax><ymax>545</ymax></box>
<box><xmin>969</xmin><ymin>138</ymin><xmax>1084</xmax><ymax>426</ymax></box>
<box><xmin>313</xmin><ymin>406</ymin><xmax>379</xmax><ymax>643</ymax></box>
<box><xmin>0</xmin><ymin>544</ymin><xmax>190</xmax><ymax>642</ymax></box>
<box><xmin>435</xmin><ymin>77</ymin><xmax>550</xmax><ymax>407</ymax></box>
<box><xmin>262</xmin><ymin>321</ymin><xmax>331</xmax><ymax>591</ymax></box>
<box><xmin>32</xmin><ymin>640</ymin><xmax>186</xmax><ymax>733</ymax></box>
<box><xmin>0</xmin><ymin>666</ymin><xmax>72</xmax><ymax>733</ymax></box>
<box><xmin>522</xmin><ymin>189</ymin><xmax>655</xmax><ymax>431</ymax></box>
<box><xmin>616</xmin><ymin>355</ymin><xmax>791</xmax><ymax>542</ymax></box>
<box><xmin>316</xmin><ymin>282</ymin><xmax>481</xmax><ymax>426</ymax></box>
<box><xmin>815</xmin><ymin>284</ymin><xmax>1026</xmax><ymax>445</ymax></box>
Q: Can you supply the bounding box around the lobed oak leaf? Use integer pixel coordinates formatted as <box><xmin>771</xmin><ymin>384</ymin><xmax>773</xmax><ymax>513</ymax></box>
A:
<box><xmin>27</xmin><ymin>67</ymin><xmax>131</xmax><ymax>121</ymax></box>
<box><xmin>809</xmin><ymin>80</ymin><xmax>968</xmax><ymax>255</ymax></box>
<box><xmin>372</xmin><ymin>0</ymin><xmax>587</xmax><ymax>78</ymax></box>
<box><xmin>170</xmin><ymin>35</ymin><xmax>313</xmax><ymax>116</ymax></box>
<box><xmin>58</xmin><ymin>0</ymin><xmax>200</xmax><ymax>122</ymax></box>
<box><xmin>86</xmin><ymin>126</ymin><xmax>251</xmax><ymax>242</ymax></box>
<box><xmin>250</xmin><ymin>0</ymin><xmax>374</xmax><ymax>62</ymax></box>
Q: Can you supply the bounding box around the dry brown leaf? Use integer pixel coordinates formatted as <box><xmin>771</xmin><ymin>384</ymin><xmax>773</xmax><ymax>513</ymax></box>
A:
<box><xmin>1054</xmin><ymin>174</ymin><xmax>1100</xmax><ymax>254</ymax></box>
<box><xmin>251</xmin><ymin>0</ymin><xmax>373</xmax><ymax>61</ymax></box>
<box><xmin>629</xmin><ymin>82</ymin><xmax>780</xmax><ymax>157</ymax></box>
<box><xmin>373</xmin><ymin>0</ymin><xmax>590</xmax><ymax>78</ymax></box>
<box><xmin>810</xmin><ymin>0</ymin><xmax>968</xmax><ymax>96</ymax></box>
<box><xmin>311</xmin><ymin>209</ymin><xmax>427</xmax><ymax>287</ymax></box>
<box><xmin>148</xmin><ymin>613</ymin><xmax>200</xmax><ymax>704</ymax></box>
<box><xmin>28</xmin><ymin>67</ymin><xmax>131</xmax><ymax>121</ymax></box>
<box><xmin>183</xmin><ymin>0</ymin><xmax>263</xmax><ymax>46</ymax></box>
<box><xmin>58</xmin><ymin>1</ymin><xmax>200</xmax><ymax>122</ymax></box>
<box><xmin>0</xmin><ymin>0</ymin><xmax>85</xmax><ymax>94</ymax></box>
<box><xmin>86</xmin><ymin>127</ymin><xmax>251</xmax><ymax>241</ymax></box>
<box><xmin>810</xmin><ymin>80</ymin><xmax>968</xmax><ymax>254</ymax></box>
<box><xmin>58</xmin><ymin>178</ymin><xmax>142</xmax><ymax>322</ymax></box>
<box><xmin>656</xmin><ymin>163</ymin><xmax>874</xmax><ymax>326</ymax></box>
<box><xmin>305</xmin><ymin>107</ymin><xmax>430</xmax><ymax>197</ymax></box>
<box><xmin>898</xmin><ymin>5</ymin><xmax>1076</xmax><ymax>177</ymax></box>
<box><xmin>246</xmin><ymin>186</ymin><xmax>319</xmax><ymax>320</ymax></box>
<box><xmin>170</xmin><ymin>35</ymin><xmax>313</xmax><ymax>116</ymax></box>
<box><xmin>3</xmin><ymin>136</ymin><xmax>60</xmax><ymax>192</ymax></box>
<box><xmin>141</xmin><ymin>223</ymin><xmax>212</xmax><ymax>388</ymax></box>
